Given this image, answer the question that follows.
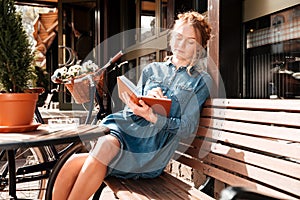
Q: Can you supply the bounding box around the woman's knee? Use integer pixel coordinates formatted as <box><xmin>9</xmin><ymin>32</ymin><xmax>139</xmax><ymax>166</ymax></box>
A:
<box><xmin>90</xmin><ymin>135</ymin><xmax>120</xmax><ymax>165</ymax></box>
<box><xmin>56</xmin><ymin>153</ymin><xmax>88</xmax><ymax>179</ymax></box>
<box><xmin>65</xmin><ymin>153</ymin><xmax>88</xmax><ymax>167</ymax></box>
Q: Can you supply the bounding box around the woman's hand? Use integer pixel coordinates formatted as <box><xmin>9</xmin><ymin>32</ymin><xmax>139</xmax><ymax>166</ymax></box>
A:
<box><xmin>121</xmin><ymin>92</ymin><xmax>158</xmax><ymax>124</ymax></box>
<box><xmin>146</xmin><ymin>87</ymin><xmax>167</xmax><ymax>99</ymax></box>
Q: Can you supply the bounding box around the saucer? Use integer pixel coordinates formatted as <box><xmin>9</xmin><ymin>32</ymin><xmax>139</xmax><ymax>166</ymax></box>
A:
<box><xmin>0</xmin><ymin>123</ymin><xmax>42</xmax><ymax>133</ymax></box>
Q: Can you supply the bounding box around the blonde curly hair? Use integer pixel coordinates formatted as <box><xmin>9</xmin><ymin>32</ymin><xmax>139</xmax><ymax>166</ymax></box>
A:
<box><xmin>168</xmin><ymin>11</ymin><xmax>212</xmax><ymax>76</ymax></box>
<box><xmin>176</xmin><ymin>11</ymin><xmax>211</xmax><ymax>48</ymax></box>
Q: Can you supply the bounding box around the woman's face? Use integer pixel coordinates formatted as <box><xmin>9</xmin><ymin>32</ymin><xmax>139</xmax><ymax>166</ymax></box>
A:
<box><xmin>171</xmin><ymin>23</ymin><xmax>199</xmax><ymax>63</ymax></box>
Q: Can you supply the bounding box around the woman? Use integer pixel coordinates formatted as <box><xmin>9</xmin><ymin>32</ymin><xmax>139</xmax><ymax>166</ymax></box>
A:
<box><xmin>53</xmin><ymin>11</ymin><xmax>212</xmax><ymax>200</ymax></box>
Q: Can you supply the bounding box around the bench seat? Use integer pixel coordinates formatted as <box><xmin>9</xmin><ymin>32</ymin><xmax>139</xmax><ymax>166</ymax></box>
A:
<box><xmin>99</xmin><ymin>99</ymin><xmax>300</xmax><ymax>200</ymax></box>
<box><xmin>105</xmin><ymin>173</ymin><xmax>214</xmax><ymax>200</ymax></box>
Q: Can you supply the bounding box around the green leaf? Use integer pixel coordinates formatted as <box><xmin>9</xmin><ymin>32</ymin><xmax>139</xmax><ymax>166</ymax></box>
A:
<box><xmin>0</xmin><ymin>0</ymin><xmax>35</xmax><ymax>93</ymax></box>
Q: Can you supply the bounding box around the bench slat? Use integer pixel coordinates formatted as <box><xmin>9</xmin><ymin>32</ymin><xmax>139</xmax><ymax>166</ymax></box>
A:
<box><xmin>112</xmin><ymin>178</ymin><xmax>157</xmax><ymax>200</ymax></box>
<box><xmin>203</xmin><ymin>153</ymin><xmax>300</xmax><ymax>196</ymax></box>
<box><xmin>120</xmin><ymin>178</ymin><xmax>174</xmax><ymax>200</ymax></box>
<box><xmin>104</xmin><ymin>177</ymin><xmax>141</xmax><ymax>200</ymax></box>
<box><xmin>160</xmin><ymin>173</ymin><xmax>214</xmax><ymax>200</ymax></box>
<box><xmin>199</xmin><ymin>118</ymin><xmax>300</xmax><ymax>142</ymax></box>
<box><xmin>178</xmin><ymin>139</ymin><xmax>300</xmax><ymax>180</ymax></box>
<box><xmin>184</xmin><ymin>140</ymin><xmax>300</xmax><ymax>179</ymax></box>
<box><xmin>134</xmin><ymin>178</ymin><xmax>178</xmax><ymax>200</ymax></box>
<box><xmin>150</xmin><ymin>175</ymin><xmax>200</xmax><ymax>200</ymax></box>
<box><xmin>205</xmin><ymin>99</ymin><xmax>300</xmax><ymax>111</ymax></box>
<box><xmin>201</xmin><ymin>163</ymin><xmax>299</xmax><ymax>200</ymax></box>
<box><xmin>176</xmin><ymin>140</ymin><xmax>300</xmax><ymax>193</ymax></box>
<box><xmin>105</xmin><ymin>173</ymin><xmax>213</xmax><ymax>200</ymax></box>
<box><xmin>201</xmin><ymin>108</ymin><xmax>300</xmax><ymax>127</ymax></box>
<box><xmin>197</xmin><ymin>127</ymin><xmax>300</xmax><ymax>160</ymax></box>
<box><xmin>174</xmin><ymin>153</ymin><xmax>298</xmax><ymax>200</ymax></box>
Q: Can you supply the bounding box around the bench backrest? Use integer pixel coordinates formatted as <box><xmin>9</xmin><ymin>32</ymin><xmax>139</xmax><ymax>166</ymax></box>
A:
<box><xmin>171</xmin><ymin>98</ymin><xmax>300</xmax><ymax>199</ymax></box>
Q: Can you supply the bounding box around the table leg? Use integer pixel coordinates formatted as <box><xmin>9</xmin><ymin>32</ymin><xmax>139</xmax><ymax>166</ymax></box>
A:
<box><xmin>7</xmin><ymin>150</ymin><xmax>17</xmax><ymax>199</ymax></box>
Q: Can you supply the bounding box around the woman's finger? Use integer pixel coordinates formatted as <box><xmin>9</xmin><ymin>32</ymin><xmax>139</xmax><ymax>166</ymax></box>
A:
<box><xmin>147</xmin><ymin>87</ymin><xmax>165</xmax><ymax>98</ymax></box>
<box><xmin>121</xmin><ymin>92</ymin><xmax>130</xmax><ymax>105</ymax></box>
<box><xmin>138</xmin><ymin>100</ymin><xmax>148</xmax><ymax>108</ymax></box>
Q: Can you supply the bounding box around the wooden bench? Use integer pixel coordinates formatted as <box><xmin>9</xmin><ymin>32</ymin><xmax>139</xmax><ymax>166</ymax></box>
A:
<box><xmin>97</xmin><ymin>98</ymin><xmax>300</xmax><ymax>200</ymax></box>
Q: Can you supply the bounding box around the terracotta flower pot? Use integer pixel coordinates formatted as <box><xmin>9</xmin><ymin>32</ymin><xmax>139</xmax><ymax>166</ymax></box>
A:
<box><xmin>0</xmin><ymin>93</ymin><xmax>38</xmax><ymax>126</ymax></box>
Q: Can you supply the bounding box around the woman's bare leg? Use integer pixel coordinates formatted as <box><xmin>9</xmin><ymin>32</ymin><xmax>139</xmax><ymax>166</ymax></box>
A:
<box><xmin>52</xmin><ymin>153</ymin><xmax>89</xmax><ymax>200</ymax></box>
<box><xmin>68</xmin><ymin>134</ymin><xmax>120</xmax><ymax>200</ymax></box>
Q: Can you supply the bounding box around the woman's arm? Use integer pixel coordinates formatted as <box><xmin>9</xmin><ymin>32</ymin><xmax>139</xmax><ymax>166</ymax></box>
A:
<box><xmin>154</xmin><ymin>73</ymin><xmax>212</xmax><ymax>138</ymax></box>
<box><xmin>122</xmin><ymin>63</ymin><xmax>166</xmax><ymax>124</ymax></box>
<box><xmin>121</xmin><ymin>92</ymin><xmax>158</xmax><ymax>123</ymax></box>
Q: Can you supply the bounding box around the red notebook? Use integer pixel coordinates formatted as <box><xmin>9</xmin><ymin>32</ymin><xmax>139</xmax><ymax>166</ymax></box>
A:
<box><xmin>117</xmin><ymin>76</ymin><xmax>172</xmax><ymax>117</ymax></box>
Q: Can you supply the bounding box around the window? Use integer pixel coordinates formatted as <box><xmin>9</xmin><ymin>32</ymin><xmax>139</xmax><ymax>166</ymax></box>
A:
<box><xmin>160</xmin><ymin>0</ymin><xmax>168</xmax><ymax>30</ymax></box>
<box><xmin>245</xmin><ymin>5</ymin><xmax>300</xmax><ymax>99</ymax></box>
<box><xmin>140</xmin><ymin>0</ymin><xmax>156</xmax><ymax>41</ymax></box>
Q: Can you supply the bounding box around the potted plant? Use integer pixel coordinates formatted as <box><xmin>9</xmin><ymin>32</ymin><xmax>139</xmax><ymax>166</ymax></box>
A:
<box><xmin>0</xmin><ymin>0</ymin><xmax>39</xmax><ymax>128</ymax></box>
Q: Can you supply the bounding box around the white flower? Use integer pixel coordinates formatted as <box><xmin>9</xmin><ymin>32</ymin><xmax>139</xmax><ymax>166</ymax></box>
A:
<box><xmin>51</xmin><ymin>61</ymin><xmax>99</xmax><ymax>83</ymax></box>
<box><xmin>82</xmin><ymin>60</ymin><xmax>98</xmax><ymax>72</ymax></box>
<box><xmin>66</xmin><ymin>65</ymin><xmax>82</xmax><ymax>78</ymax></box>
<box><xmin>51</xmin><ymin>67</ymin><xmax>68</xmax><ymax>82</ymax></box>
<box><xmin>60</xmin><ymin>67</ymin><xmax>68</xmax><ymax>75</ymax></box>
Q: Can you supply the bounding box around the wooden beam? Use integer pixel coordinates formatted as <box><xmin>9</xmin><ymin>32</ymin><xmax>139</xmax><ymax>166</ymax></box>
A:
<box><xmin>207</xmin><ymin>0</ymin><xmax>220</xmax><ymax>98</ymax></box>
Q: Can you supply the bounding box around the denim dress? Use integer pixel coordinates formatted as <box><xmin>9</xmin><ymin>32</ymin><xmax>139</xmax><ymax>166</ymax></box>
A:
<box><xmin>93</xmin><ymin>59</ymin><xmax>212</xmax><ymax>179</ymax></box>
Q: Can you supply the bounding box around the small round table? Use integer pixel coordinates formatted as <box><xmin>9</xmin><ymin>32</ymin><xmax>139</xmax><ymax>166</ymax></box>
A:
<box><xmin>0</xmin><ymin>124</ymin><xmax>109</xmax><ymax>199</ymax></box>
